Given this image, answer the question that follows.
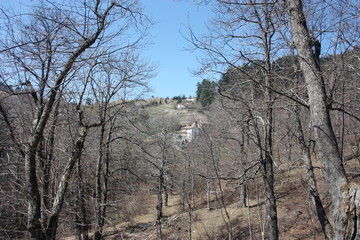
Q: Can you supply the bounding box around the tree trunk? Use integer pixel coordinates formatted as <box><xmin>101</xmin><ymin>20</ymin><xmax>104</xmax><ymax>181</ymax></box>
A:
<box><xmin>294</xmin><ymin>106</ymin><xmax>333</xmax><ymax>239</ymax></box>
<box><xmin>239</xmin><ymin>183</ymin><xmax>247</xmax><ymax>208</ymax></box>
<box><xmin>263</xmin><ymin>107</ymin><xmax>277</xmax><ymax>240</ymax></box>
<box><xmin>75</xmin><ymin>153</ymin><xmax>89</xmax><ymax>240</ymax></box>
<box><xmin>263</xmin><ymin>47</ymin><xmax>278</xmax><ymax>240</ymax></box>
<box><xmin>40</xmin><ymin>98</ymin><xmax>60</xmax><ymax>225</ymax></box>
<box><xmin>164</xmin><ymin>183</ymin><xmax>169</xmax><ymax>207</ymax></box>
<box><xmin>25</xmin><ymin>143</ymin><xmax>45</xmax><ymax>240</ymax></box>
<box><xmin>101</xmin><ymin>120</ymin><xmax>114</xmax><ymax>232</ymax></box>
<box><xmin>157</xmin><ymin>171</ymin><xmax>164</xmax><ymax>239</ymax></box>
<box><xmin>286</xmin><ymin>0</ymin><xmax>360</xmax><ymax>238</ymax></box>
<box><xmin>250</xmin><ymin>104</ymin><xmax>278</xmax><ymax>240</ymax></box>
<box><xmin>181</xmin><ymin>180</ymin><xmax>186</xmax><ymax>212</ymax></box>
<box><xmin>94</xmin><ymin>123</ymin><xmax>106</xmax><ymax>240</ymax></box>
<box><xmin>45</xmin><ymin>126</ymin><xmax>89</xmax><ymax>240</ymax></box>
<box><xmin>261</xmin><ymin>10</ymin><xmax>278</xmax><ymax>237</ymax></box>
<box><xmin>207</xmin><ymin>180</ymin><xmax>211</xmax><ymax>210</ymax></box>
<box><xmin>24</xmin><ymin>16</ymin><xmax>110</xmax><ymax>239</ymax></box>
<box><xmin>262</xmin><ymin>152</ymin><xmax>278</xmax><ymax>240</ymax></box>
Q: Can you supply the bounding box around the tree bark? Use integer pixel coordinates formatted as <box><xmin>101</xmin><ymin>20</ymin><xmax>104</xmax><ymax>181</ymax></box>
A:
<box><xmin>261</xmin><ymin>5</ymin><xmax>278</xmax><ymax>238</ymax></box>
<box><xmin>164</xmin><ymin>183</ymin><xmax>169</xmax><ymax>207</ymax></box>
<box><xmin>157</xmin><ymin>171</ymin><xmax>164</xmax><ymax>240</ymax></box>
<box><xmin>22</xmin><ymin>3</ymin><xmax>123</xmax><ymax>238</ymax></box>
<box><xmin>262</xmin><ymin>152</ymin><xmax>278</xmax><ymax>240</ymax></box>
<box><xmin>40</xmin><ymin>97</ymin><xmax>60</xmax><ymax>225</ymax></box>
<box><xmin>239</xmin><ymin>183</ymin><xmax>247</xmax><ymax>208</ymax></box>
<box><xmin>286</xmin><ymin>0</ymin><xmax>360</xmax><ymax>238</ymax></box>
<box><xmin>75</xmin><ymin>156</ymin><xmax>89</xmax><ymax>240</ymax></box>
<box><xmin>207</xmin><ymin>180</ymin><xmax>211</xmax><ymax>210</ymax></box>
<box><xmin>25</xmin><ymin>142</ymin><xmax>44</xmax><ymax>240</ymax></box>
<box><xmin>45</xmin><ymin>126</ymin><xmax>89</xmax><ymax>240</ymax></box>
<box><xmin>263</xmin><ymin>32</ymin><xmax>278</xmax><ymax>240</ymax></box>
<box><xmin>294</xmin><ymin>107</ymin><xmax>333</xmax><ymax>239</ymax></box>
<box><xmin>94</xmin><ymin>124</ymin><xmax>106</xmax><ymax>240</ymax></box>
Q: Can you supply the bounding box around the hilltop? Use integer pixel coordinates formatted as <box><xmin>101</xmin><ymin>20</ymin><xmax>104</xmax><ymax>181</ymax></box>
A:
<box><xmin>140</xmin><ymin>97</ymin><xmax>208</xmax><ymax>126</ymax></box>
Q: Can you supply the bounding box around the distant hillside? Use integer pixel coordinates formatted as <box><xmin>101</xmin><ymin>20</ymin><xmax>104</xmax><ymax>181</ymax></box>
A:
<box><xmin>142</xmin><ymin>98</ymin><xmax>208</xmax><ymax>126</ymax></box>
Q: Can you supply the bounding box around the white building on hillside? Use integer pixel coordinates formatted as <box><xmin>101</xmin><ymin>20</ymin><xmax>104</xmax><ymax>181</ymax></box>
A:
<box><xmin>179</xmin><ymin>120</ymin><xmax>209</xmax><ymax>142</ymax></box>
<box><xmin>176</xmin><ymin>99</ymin><xmax>196</xmax><ymax>109</ymax></box>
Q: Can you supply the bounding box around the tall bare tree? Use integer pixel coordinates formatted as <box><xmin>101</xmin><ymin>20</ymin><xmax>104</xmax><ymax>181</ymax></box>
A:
<box><xmin>90</xmin><ymin>54</ymin><xmax>152</xmax><ymax>240</ymax></box>
<box><xmin>0</xmin><ymin>0</ymin><xmax>151</xmax><ymax>239</ymax></box>
<box><xmin>285</xmin><ymin>0</ymin><xmax>360</xmax><ymax>238</ymax></box>
<box><xmin>188</xmin><ymin>1</ymin><xmax>283</xmax><ymax>238</ymax></box>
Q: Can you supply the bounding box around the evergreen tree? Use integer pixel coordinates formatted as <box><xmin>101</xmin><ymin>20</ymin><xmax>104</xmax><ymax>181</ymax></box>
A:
<box><xmin>196</xmin><ymin>79</ymin><xmax>217</xmax><ymax>107</ymax></box>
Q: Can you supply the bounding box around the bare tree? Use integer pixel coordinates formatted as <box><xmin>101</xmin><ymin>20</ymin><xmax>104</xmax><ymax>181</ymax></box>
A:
<box><xmin>188</xmin><ymin>0</ymin><xmax>360</xmax><ymax>238</ymax></box>
<box><xmin>89</xmin><ymin>54</ymin><xmax>152</xmax><ymax>240</ymax></box>
<box><xmin>285</xmin><ymin>0</ymin><xmax>360</xmax><ymax>238</ymax></box>
<box><xmin>187</xmin><ymin>1</ymin><xmax>284</xmax><ymax>238</ymax></box>
<box><xmin>0</xmin><ymin>93</ymin><xmax>28</xmax><ymax>238</ymax></box>
<box><xmin>153</xmin><ymin>129</ymin><xmax>176</xmax><ymax>239</ymax></box>
<box><xmin>0</xmin><ymin>0</ymin><xmax>152</xmax><ymax>239</ymax></box>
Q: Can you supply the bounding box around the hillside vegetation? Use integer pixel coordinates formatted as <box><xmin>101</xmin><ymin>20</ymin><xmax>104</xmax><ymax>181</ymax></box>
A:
<box><xmin>1</xmin><ymin>0</ymin><xmax>360</xmax><ymax>240</ymax></box>
<box><xmin>143</xmin><ymin>99</ymin><xmax>207</xmax><ymax>126</ymax></box>
<box><xmin>1</xmin><ymin>49</ymin><xmax>360</xmax><ymax>239</ymax></box>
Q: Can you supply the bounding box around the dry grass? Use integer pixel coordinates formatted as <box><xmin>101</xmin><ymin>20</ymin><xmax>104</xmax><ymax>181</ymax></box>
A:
<box><xmin>59</xmin><ymin>157</ymin><xmax>360</xmax><ymax>239</ymax></box>
<box><xmin>144</xmin><ymin>102</ymin><xmax>208</xmax><ymax>126</ymax></box>
<box><xmin>101</xmin><ymin>161</ymin><xmax>325</xmax><ymax>239</ymax></box>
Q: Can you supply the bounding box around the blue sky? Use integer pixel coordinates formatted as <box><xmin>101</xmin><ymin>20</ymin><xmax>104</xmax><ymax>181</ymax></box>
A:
<box><xmin>141</xmin><ymin>0</ymin><xmax>214</xmax><ymax>98</ymax></box>
<box><xmin>1</xmin><ymin>0</ymin><xmax>214</xmax><ymax>99</ymax></box>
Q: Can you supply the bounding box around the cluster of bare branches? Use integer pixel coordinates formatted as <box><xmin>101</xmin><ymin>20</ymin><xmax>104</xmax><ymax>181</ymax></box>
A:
<box><xmin>0</xmin><ymin>0</ymin><xmax>359</xmax><ymax>239</ymax></box>
<box><xmin>0</xmin><ymin>0</ymin><xmax>154</xmax><ymax>239</ymax></box>
<box><xmin>186</xmin><ymin>0</ymin><xmax>360</xmax><ymax>239</ymax></box>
